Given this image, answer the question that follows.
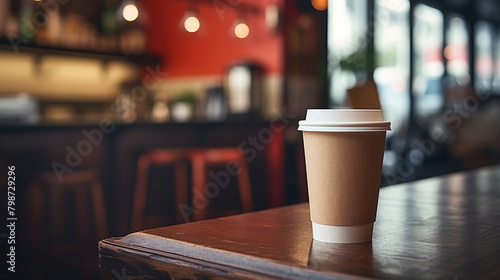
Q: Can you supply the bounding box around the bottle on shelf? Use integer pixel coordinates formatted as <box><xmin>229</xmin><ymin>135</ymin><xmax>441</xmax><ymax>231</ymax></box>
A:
<box><xmin>34</xmin><ymin>4</ymin><xmax>62</xmax><ymax>47</ymax></box>
<box><xmin>19</xmin><ymin>0</ymin><xmax>36</xmax><ymax>43</ymax></box>
<box><xmin>0</xmin><ymin>0</ymin><xmax>10</xmax><ymax>38</ymax></box>
<box><xmin>115</xmin><ymin>0</ymin><xmax>148</xmax><ymax>55</ymax></box>
<box><xmin>100</xmin><ymin>0</ymin><xmax>119</xmax><ymax>53</ymax></box>
<box><xmin>101</xmin><ymin>0</ymin><xmax>119</xmax><ymax>35</ymax></box>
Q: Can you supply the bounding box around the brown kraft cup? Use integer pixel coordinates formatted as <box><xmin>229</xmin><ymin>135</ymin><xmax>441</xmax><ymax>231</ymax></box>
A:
<box><xmin>298</xmin><ymin>109</ymin><xmax>390</xmax><ymax>243</ymax></box>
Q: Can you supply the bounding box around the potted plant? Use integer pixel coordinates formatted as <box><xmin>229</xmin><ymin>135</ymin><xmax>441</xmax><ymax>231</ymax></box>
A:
<box><xmin>170</xmin><ymin>91</ymin><xmax>197</xmax><ymax>122</ymax></box>
<box><xmin>333</xmin><ymin>38</ymin><xmax>372</xmax><ymax>83</ymax></box>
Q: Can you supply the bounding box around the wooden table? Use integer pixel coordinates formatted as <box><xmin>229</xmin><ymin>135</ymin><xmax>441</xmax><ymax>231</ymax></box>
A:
<box><xmin>99</xmin><ymin>165</ymin><xmax>500</xmax><ymax>279</ymax></box>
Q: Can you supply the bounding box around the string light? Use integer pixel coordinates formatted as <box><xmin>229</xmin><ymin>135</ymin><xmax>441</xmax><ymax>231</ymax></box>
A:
<box><xmin>123</xmin><ymin>3</ymin><xmax>139</xmax><ymax>22</ymax></box>
<box><xmin>311</xmin><ymin>0</ymin><xmax>328</xmax><ymax>11</ymax></box>
<box><xmin>182</xmin><ymin>2</ymin><xmax>201</xmax><ymax>34</ymax></box>
<box><xmin>234</xmin><ymin>22</ymin><xmax>249</xmax><ymax>39</ymax></box>
<box><xmin>184</xmin><ymin>16</ymin><xmax>200</xmax><ymax>33</ymax></box>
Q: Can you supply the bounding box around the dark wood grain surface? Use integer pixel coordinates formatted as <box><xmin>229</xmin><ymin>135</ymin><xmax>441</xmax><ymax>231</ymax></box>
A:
<box><xmin>99</xmin><ymin>165</ymin><xmax>500</xmax><ymax>279</ymax></box>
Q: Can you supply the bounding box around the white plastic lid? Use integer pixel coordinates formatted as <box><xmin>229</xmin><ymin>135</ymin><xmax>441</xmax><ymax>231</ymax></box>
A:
<box><xmin>312</xmin><ymin>222</ymin><xmax>373</xmax><ymax>243</ymax></box>
<box><xmin>298</xmin><ymin>109</ymin><xmax>391</xmax><ymax>132</ymax></box>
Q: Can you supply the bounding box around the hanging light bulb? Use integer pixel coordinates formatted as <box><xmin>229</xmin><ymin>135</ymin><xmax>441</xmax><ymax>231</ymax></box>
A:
<box><xmin>181</xmin><ymin>1</ymin><xmax>201</xmax><ymax>34</ymax></box>
<box><xmin>184</xmin><ymin>13</ymin><xmax>200</xmax><ymax>33</ymax></box>
<box><xmin>122</xmin><ymin>1</ymin><xmax>139</xmax><ymax>22</ymax></box>
<box><xmin>234</xmin><ymin>19</ymin><xmax>249</xmax><ymax>39</ymax></box>
<box><xmin>311</xmin><ymin>0</ymin><xmax>328</xmax><ymax>11</ymax></box>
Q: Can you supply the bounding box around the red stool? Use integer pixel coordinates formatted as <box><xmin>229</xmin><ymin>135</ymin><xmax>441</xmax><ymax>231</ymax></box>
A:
<box><xmin>131</xmin><ymin>149</ymin><xmax>189</xmax><ymax>231</ymax></box>
<box><xmin>189</xmin><ymin>148</ymin><xmax>253</xmax><ymax>221</ymax></box>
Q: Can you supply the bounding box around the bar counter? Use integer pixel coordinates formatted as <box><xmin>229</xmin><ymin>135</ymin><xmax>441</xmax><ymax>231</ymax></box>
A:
<box><xmin>0</xmin><ymin>120</ymin><xmax>285</xmax><ymax>235</ymax></box>
<box><xmin>99</xmin><ymin>165</ymin><xmax>500</xmax><ymax>279</ymax></box>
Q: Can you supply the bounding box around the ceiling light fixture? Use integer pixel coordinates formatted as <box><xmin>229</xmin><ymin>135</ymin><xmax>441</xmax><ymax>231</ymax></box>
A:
<box><xmin>234</xmin><ymin>19</ymin><xmax>249</xmax><ymax>39</ymax></box>
<box><xmin>182</xmin><ymin>1</ymin><xmax>201</xmax><ymax>33</ymax></box>
<box><xmin>122</xmin><ymin>1</ymin><xmax>139</xmax><ymax>22</ymax></box>
<box><xmin>184</xmin><ymin>12</ymin><xmax>200</xmax><ymax>33</ymax></box>
<box><xmin>311</xmin><ymin>0</ymin><xmax>328</xmax><ymax>11</ymax></box>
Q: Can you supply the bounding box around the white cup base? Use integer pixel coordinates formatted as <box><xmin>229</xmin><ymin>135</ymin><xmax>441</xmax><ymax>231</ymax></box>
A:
<box><xmin>312</xmin><ymin>222</ymin><xmax>373</xmax><ymax>243</ymax></box>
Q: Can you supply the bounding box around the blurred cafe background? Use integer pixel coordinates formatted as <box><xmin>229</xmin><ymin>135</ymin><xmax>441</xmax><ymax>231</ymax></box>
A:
<box><xmin>0</xmin><ymin>0</ymin><xmax>499</xmax><ymax>279</ymax></box>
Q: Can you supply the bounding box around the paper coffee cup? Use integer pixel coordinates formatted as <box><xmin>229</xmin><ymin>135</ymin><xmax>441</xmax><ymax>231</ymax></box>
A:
<box><xmin>298</xmin><ymin>109</ymin><xmax>390</xmax><ymax>243</ymax></box>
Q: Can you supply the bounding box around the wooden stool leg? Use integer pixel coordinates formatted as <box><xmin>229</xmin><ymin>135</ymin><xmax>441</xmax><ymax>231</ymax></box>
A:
<box><xmin>175</xmin><ymin>162</ymin><xmax>189</xmax><ymax>223</ymax></box>
<box><xmin>75</xmin><ymin>185</ymin><xmax>89</xmax><ymax>247</ymax></box>
<box><xmin>49</xmin><ymin>185</ymin><xmax>65</xmax><ymax>242</ymax></box>
<box><xmin>192</xmin><ymin>155</ymin><xmax>208</xmax><ymax>221</ymax></box>
<box><xmin>27</xmin><ymin>181</ymin><xmax>45</xmax><ymax>249</ymax></box>
<box><xmin>237</xmin><ymin>158</ymin><xmax>253</xmax><ymax>212</ymax></box>
<box><xmin>91</xmin><ymin>181</ymin><xmax>108</xmax><ymax>239</ymax></box>
<box><xmin>132</xmin><ymin>156</ymin><xmax>150</xmax><ymax>231</ymax></box>
<box><xmin>25</xmin><ymin>181</ymin><xmax>46</xmax><ymax>280</ymax></box>
<box><xmin>74</xmin><ymin>186</ymin><xmax>91</xmax><ymax>280</ymax></box>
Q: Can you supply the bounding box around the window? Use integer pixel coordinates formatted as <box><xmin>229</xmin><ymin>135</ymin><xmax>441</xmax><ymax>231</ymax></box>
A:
<box><xmin>374</xmin><ymin>0</ymin><xmax>410</xmax><ymax>134</ymax></box>
<box><xmin>328</xmin><ymin>0</ymin><xmax>367</xmax><ymax>106</ymax></box>
<box><xmin>445</xmin><ymin>15</ymin><xmax>470</xmax><ymax>87</ymax></box>
<box><xmin>413</xmin><ymin>4</ymin><xmax>444</xmax><ymax>122</ymax></box>
<box><xmin>492</xmin><ymin>31</ymin><xmax>500</xmax><ymax>93</ymax></box>
<box><xmin>474</xmin><ymin>21</ymin><xmax>494</xmax><ymax>94</ymax></box>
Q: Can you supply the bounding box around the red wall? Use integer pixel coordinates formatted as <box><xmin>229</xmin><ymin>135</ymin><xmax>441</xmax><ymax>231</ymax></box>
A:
<box><xmin>142</xmin><ymin>0</ymin><xmax>284</xmax><ymax>77</ymax></box>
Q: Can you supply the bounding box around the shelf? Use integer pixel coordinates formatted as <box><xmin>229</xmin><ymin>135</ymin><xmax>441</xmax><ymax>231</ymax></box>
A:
<box><xmin>0</xmin><ymin>39</ymin><xmax>160</xmax><ymax>65</ymax></box>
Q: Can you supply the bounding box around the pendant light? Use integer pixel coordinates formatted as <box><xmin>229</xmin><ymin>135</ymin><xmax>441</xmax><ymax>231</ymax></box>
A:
<box><xmin>121</xmin><ymin>0</ymin><xmax>139</xmax><ymax>22</ymax></box>
<box><xmin>233</xmin><ymin>17</ymin><xmax>249</xmax><ymax>39</ymax></box>
<box><xmin>182</xmin><ymin>1</ymin><xmax>200</xmax><ymax>33</ymax></box>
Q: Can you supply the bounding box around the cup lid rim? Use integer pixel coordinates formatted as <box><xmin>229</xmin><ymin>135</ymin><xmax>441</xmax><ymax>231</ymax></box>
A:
<box><xmin>298</xmin><ymin>109</ymin><xmax>391</xmax><ymax>131</ymax></box>
<box><xmin>306</xmin><ymin>109</ymin><xmax>383</xmax><ymax>111</ymax></box>
<box><xmin>298</xmin><ymin>120</ymin><xmax>391</xmax><ymax>127</ymax></box>
<box><xmin>298</xmin><ymin>126</ymin><xmax>391</xmax><ymax>132</ymax></box>
<box><xmin>303</xmin><ymin>109</ymin><xmax>385</xmax><ymax>122</ymax></box>
<box><xmin>298</xmin><ymin>121</ymin><xmax>391</xmax><ymax>132</ymax></box>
